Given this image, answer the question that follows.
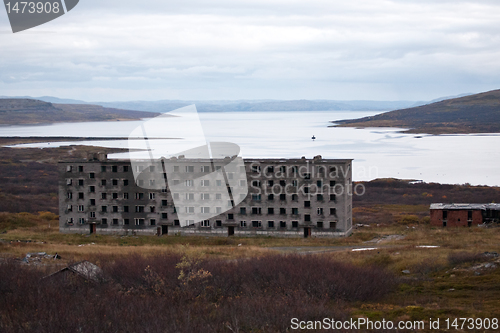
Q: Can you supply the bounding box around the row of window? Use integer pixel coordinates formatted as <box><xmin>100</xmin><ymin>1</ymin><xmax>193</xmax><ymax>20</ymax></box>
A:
<box><xmin>67</xmin><ymin>204</ymin><xmax>335</xmax><ymax>217</ymax></box>
<box><xmin>66</xmin><ymin>217</ymin><xmax>337</xmax><ymax>229</ymax></box>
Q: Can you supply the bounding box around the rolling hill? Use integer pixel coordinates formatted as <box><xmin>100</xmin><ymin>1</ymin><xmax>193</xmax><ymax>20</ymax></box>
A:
<box><xmin>0</xmin><ymin>99</ymin><xmax>160</xmax><ymax>125</ymax></box>
<box><xmin>333</xmin><ymin>89</ymin><xmax>500</xmax><ymax>134</ymax></box>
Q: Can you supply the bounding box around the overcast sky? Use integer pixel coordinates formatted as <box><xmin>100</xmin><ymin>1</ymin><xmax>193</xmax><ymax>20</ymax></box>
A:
<box><xmin>1</xmin><ymin>0</ymin><xmax>500</xmax><ymax>102</ymax></box>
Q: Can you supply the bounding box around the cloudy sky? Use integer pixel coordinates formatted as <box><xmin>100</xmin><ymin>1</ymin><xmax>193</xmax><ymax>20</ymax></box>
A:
<box><xmin>1</xmin><ymin>0</ymin><xmax>500</xmax><ymax>101</ymax></box>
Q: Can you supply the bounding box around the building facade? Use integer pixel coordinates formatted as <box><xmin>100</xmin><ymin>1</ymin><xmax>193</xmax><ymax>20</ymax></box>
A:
<box><xmin>59</xmin><ymin>154</ymin><xmax>353</xmax><ymax>238</ymax></box>
<box><xmin>430</xmin><ymin>203</ymin><xmax>500</xmax><ymax>227</ymax></box>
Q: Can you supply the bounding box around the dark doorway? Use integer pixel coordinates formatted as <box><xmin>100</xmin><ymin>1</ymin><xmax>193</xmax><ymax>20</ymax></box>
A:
<box><xmin>89</xmin><ymin>224</ymin><xmax>96</xmax><ymax>234</ymax></box>
<box><xmin>161</xmin><ymin>225</ymin><xmax>168</xmax><ymax>235</ymax></box>
<box><xmin>156</xmin><ymin>227</ymin><xmax>161</xmax><ymax>236</ymax></box>
<box><xmin>304</xmin><ymin>227</ymin><xmax>311</xmax><ymax>238</ymax></box>
<box><xmin>442</xmin><ymin>221</ymin><xmax>447</xmax><ymax>227</ymax></box>
<box><xmin>228</xmin><ymin>226</ymin><xmax>234</xmax><ymax>236</ymax></box>
<box><xmin>468</xmin><ymin>221</ymin><xmax>472</xmax><ymax>227</ymax></box>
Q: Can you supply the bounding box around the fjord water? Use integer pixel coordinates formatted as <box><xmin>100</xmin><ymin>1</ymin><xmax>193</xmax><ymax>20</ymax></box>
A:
<box><xmin>2</xmin><ymin>110</ymin><xmax>500</xmax><ymax>186</ymax></box>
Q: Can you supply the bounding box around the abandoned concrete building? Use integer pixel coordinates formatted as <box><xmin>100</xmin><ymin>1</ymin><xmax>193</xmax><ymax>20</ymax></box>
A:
<box><xmin>59</xmin><ymin>154</ymin><xmax>353</xmax><ymax>238</ymax></box>
<box><xmin>430</xmin><ymin>203</ymin><xmax>500</xmax><ymax>227</ymax></box>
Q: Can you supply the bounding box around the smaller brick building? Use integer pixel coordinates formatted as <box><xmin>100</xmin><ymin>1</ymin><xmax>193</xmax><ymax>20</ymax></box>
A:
<box><xmin>430</xmin><ymin>203</ymin><xmax>500</xmax><ymax>227</ymax></box>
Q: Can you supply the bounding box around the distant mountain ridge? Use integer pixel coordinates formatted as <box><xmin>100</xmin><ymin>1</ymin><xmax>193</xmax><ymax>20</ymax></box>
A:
<box><xmin>0</xmin><ymin>96</ymin><xmax>428</xmax><ymax>113</ymax></box>
<box><xmin>333</xmin><ymin>89</ymin><xmax>500</xmax><ymax>134</ymax></box>
<box><xmin>0</xmin><ymin>99</ymin><xmax>160</xmax><ymax>125</ymax></box>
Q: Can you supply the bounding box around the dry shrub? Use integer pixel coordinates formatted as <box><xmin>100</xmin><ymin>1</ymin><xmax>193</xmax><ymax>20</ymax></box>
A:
<box><xmin>398</xmin><ymin>215</ymin><xmax>420</xmax><ymax>225</ymax></box>
<box><xmin>448</xmin><ymin>252</ymin><xmax>490</xmax><ymax>266</ymax></box>
<box><xmin>0</xmin><ymin>253</ymin><xmax>398</xmax><ymax>332</ymax></box>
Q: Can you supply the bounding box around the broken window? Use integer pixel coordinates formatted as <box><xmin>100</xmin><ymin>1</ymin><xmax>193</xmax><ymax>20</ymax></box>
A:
<box><xmin>330</xmin><ymin>208</ymin><xmax>336</xmax><ymax>215</ymax></box>
<box><xmin>101</xmin><ymin>218</ymin><xmax>107</xmax><ymax>225</ymax></box>
<box><xmin>66</xmin><ymin>179</ymin><xmax>72</xmax><ymax>186</ymax></box>
<box><xmin>78</xmin><ymin>179</ymin><xmax>84</xmax><ymax>186</ymax></box>
<box><xmin>89</xmin><ymin>186</ymin><xmax>95</xmax><ymax>193</ymax></box>
<box><xmin>150</xmin><ymin>219</ymin><xmax>156</xmax><ymax>226</ymax></box>
<box><xmin>240</xmin><ymin>220</ymin><xmax>247</xmax><ymax>227</ymax></box>
<box><xmin>317</xmin><ymin>194</ymin><xmax>324</xmax><ymax>201</ymax></box>
<box><xmin>304</xmin><ymin>214</ymin><xmax>311</xmax><ymax>222</ymax></box>
<box><xmin>252</xmin><ymin>220</ymin><xmax>261</xmax><ymax>228</ymax></box>
<box><xmin>124</xmin><ymin>206</ymin><xmax>129</xmax><ymax>212</ymax></box>
<box><xmin>268</xmin><ymin>207</ymin><xmax>274</xmax><ymax>214</ymax></box>
<box><xmin>268</xmin><ymin>180</ymin><xmax>274</xmax><ymax>186</ymax></box>
<box><xmin>292</xmin><ymin>208</ymin><xmax>299</xmax><ymax>215</ymax></box>
<box><xmin>113</xmin><ymin>206</ymin><xmax>118</xmax><ymax>213</ymax></box>
<box><xmin>280</xmin><ymin>180</ymin><xmax>286</xmax><ymax>186</ymax></box>
<box><xmin>330</xmin><ymin>194</ymin><xmax>336</xmax><ymax>201</ymax></box>
<box><xmin>280</xmin><ymin>208</ymin><xmax>286</xmax><ymax>215</ymax></box>
<box><xmin>468</xmin><ymin>210</ymin><xmax>473</xmax><ymax>220</ymax></box>
<box><xmin>112</xmin><ymin>166</ymin><xmax>118</xmax><ymax>172</ymax></box>
<box><xmin>101</xmin><ymin>179</ymin><xmax>106</xmax><ymax>186</ymax></box>
<box><xmin>292</xmin><ymin>221</ymin><xmax>298</xmax><ymax>228</ymax></box>
<box><xmin>443</xmin><ymin>210</ymin><xmax>448</xmax><ymax>220</ymax></box>
<box><xmin>135</xmin><ymin>193</ymin><xmax>144</xmax><ymax>200</ymax></box>
<box><xmin>268</xmin><ymin>220</ymin><xmax>274</xmax><ymax>228</ymax></box>
<box><xmin>78</xmin><ymin>192</ymin><xmax>84</xmax><ymax>199</ymax></box>
<box><xmin>101</xmin><ymin>193</ymin><xmax>107</xmax><ymax>200</ymax></box>
<box><xmin>67</xmin><ymin>192</ymin><xmax>73</xmax><ymax>199</ymax></box>
<box><xmin>161</xmin><ymin>200</ymin><xmax>168</xmax><ymax>206</ymax></box>
<box><xmin>240</xmin><ymin>207</ymin><xmax>247</xmax><ymax>215</ymax></box>
<box><xmin>280</xmin><ymin>193</ymin><xmax>286</xmax><ymax>201</ymax></box>
<box><xmin>112</xmin><ymin>192</ymin><xmax>118</xmax><ymax>199</ymax></box>
<box><xmin>317</xmin><ymin>208</ymin><xmax>323</xmax><ymax>215</ymax></box>
<box><xmin>329</xmin><ymin>221</ymin><xmax>336</xmax><ymax>229</ymax></box>
<box><xmin>228</xmin><ymin>213</ymin><xmax>234</xmax><ymax>220</ymax></box>
<box><xmin>149</xmin><ymin>193</ymin><xmax>155</xmax><ymax>200</ymax></box>
<box><xmin>123</xmin><ymin>179</ymin><xmax>129</xmax><ymax>186</ymax></box>
<box><xmin>252</xmin><ymin>207</ymin><xmax>262</xmax><ymax>215</ymax></box>
<box><xmin>280</xmin><ymin>221</ymin><xmax>286</xmax><ymax>228</ymax></box>
<box><xmin>90</xmin><ymin>199</ymin><xmax>95</xmax><ymax>206</ymax></box>
<box><xmin>89</xmin><ymin>172</ymin><xmax>94</xmax><ymax>179</ymax></box>
<box><xmin>268</xmin><ymin>194</ymin><xmax>274</xmax><ymax>200</ymax></box>
<box><xmin>304</xmin><ymin>201</ymin><xmax>310</xmax><ymax>208</ymax></box>
<box><xmin>135</xmin><ymin>206</ymin><xmax>145</xmax><ymax>213</ymax></box>
<box><xmin>101</xmin><ymin>206</ymin><xmax>107</xmax><ymax>213</ymax></box>
<box><xmin>201</xmin><ymin>220</ymin><xmax>210</xmax><ymax>227</ymax></box>
<box><xmin>123</xmin><ymin>165</ymin><xmax>129</xmax><ymax>172</ymax></box>
<box><xmin>174</xmin><ymin>219</ymin><xmax>180</xmax><ymax>226</ymax></box>
<box><xmin>124</xmin><ymin>219</ymin><xmax>129</xmax><ymax>225</ymax></box>
<box><xmin>216</xmin><ymin>220</ymin><xmax>222</xmax><ymax>227</ymax></box>
<box><xmin>113</xmin><ymin>219</ymin><xmax>119</xmax><ymax>225</ymax></box>
<box><xmin>101</xmin><ymin>166</ymin><xmax>107</xmax><ymax>172</ymax></box>
<box><xmin>161</xmin><ymin>212</ymin><xmax>168</xmax><ymax>219</ymax></box>
<box><xmin>134</xmin><ymin>218</ymin><xmax>145</xmax><ymax>226</ymax></box>
<box><xmin>317</xmin><ymin>221</ymin><xmax>323</xmax><ymax>229</ymax></box>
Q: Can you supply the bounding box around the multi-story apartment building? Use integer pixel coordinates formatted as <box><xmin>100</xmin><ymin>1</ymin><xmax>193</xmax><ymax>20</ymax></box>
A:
<box><xmin>59</xmin><ymin>153</ymin><xmax>353</xmax><ymax>238</ymax></box>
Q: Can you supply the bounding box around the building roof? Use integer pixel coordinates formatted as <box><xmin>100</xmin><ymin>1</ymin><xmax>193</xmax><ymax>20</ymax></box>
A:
<box><xmin>430</xmin><ymin>203</ymin><xmax>500</xmax><ymax>210</ymax></box>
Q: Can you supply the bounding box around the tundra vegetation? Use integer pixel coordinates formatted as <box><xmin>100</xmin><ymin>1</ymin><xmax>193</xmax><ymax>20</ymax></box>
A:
<box><xmin>1</xmin><ymin>139</ymin><xmax>500</xmax><ymax>332</ymax></box>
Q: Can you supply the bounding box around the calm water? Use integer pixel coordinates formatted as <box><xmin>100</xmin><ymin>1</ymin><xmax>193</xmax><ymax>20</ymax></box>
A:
<box><xmin>2</xmin><ymin>110</ymin><xmax>500</xmax><ymax>186</ymax></box>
